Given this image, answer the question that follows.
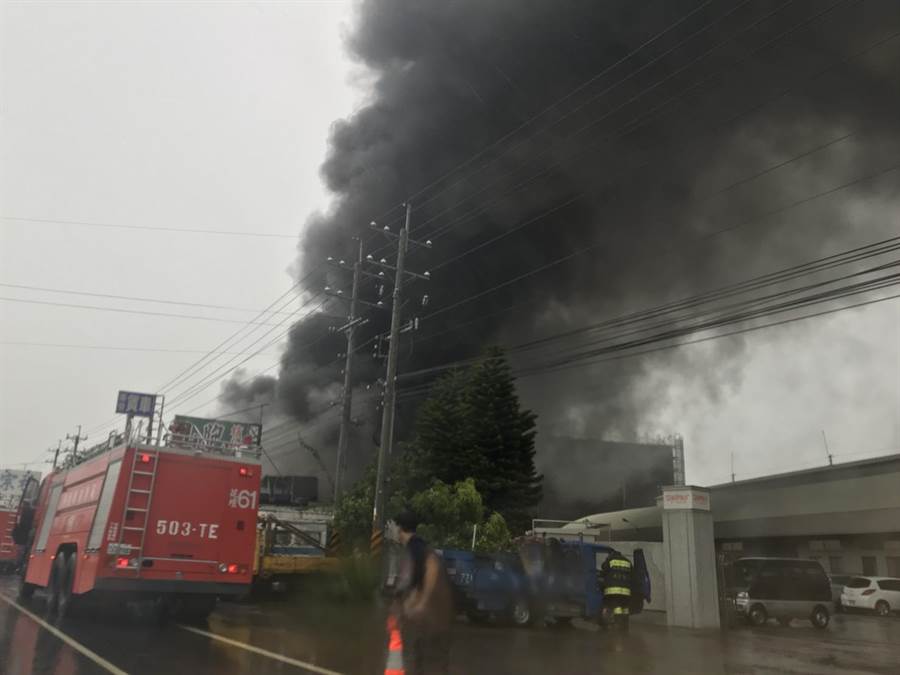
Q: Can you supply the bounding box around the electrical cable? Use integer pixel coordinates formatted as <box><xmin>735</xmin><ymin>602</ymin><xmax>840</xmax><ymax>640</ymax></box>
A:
<box><xmin>412</xmin><ymin>0</ymin><xmax>857</xmax><ymax>243</ymax></box>
<box><xmin>165</xmin><ymin>298</ymin><xmax>332</xmax><ymax>409</ymax></box>
<box><xmin>0</xmin><ymin>341</ymin><xmax>278</xmax><ymax>355</ymax></box>
<box><xmin>0</xmin><ymin>282</ymin><xmax>302</xmax><ymax>315</ymax></box>
<box><xmin>409</xmin><ymin>0</ymin><xmax>827</xmax><ymax>237</ymax></box>
<box><xmin>396</xmin><ymin>245</ymin><xmax>900</xmax><ymax>390</ymax></box>
<box><xmin>0</xmin><ymin>296</ymin><xmax>287</xmax><ymax>326</ymax></box>
<box><xmin>0</xmin><ymin>215</ymin><xmax>301</xmax><ymax>239</ymax></box>
<box><xmin>420</xmin><ymin>161</ymin><xmax>900</xmax><ymax>325</ymax></box>
<box><xmin>406</xmin><ymin>0</ymin><xmax>728</xmax><ymax>214</ymax></box>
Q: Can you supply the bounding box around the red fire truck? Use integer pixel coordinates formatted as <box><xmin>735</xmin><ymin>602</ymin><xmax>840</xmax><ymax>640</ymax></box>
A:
<box><xmin>1</xmin><ymin>470</ymin><xmax>40</xmax><ymax>573</ymax></box>
<box><xmin>19</xmin><ymin>426</ymin><xmax>261</xmax><ymax>621</ymax></box>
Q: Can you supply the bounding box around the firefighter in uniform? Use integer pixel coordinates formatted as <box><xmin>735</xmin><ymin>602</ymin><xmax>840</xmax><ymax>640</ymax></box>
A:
<box><xmin>600</xmin><ymin>549</ymin><xmax>633</xmax><ymax>631</ymax></box>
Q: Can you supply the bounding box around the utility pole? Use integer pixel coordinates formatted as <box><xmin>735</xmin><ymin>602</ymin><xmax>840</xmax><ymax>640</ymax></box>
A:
<box><xmin>370</xmin><ymin>203</ymin><xmax>431</xmax><ymax>534</ymax></box>
<box><xmin>333</xmin><ymin>239</ymin><xmax>364</xmax><ymax>503</ymax></box>
<box><xmin>66</xmin><ymin>425</ymin><xmax>87</xmax><ymax>463</ymax></box>
<box><xmin>298</xmin><ymin>433</ymin><xmax>336</xmax><ymax>496</ymax></box>
<box><xmin>48</xmin><ymin>440</ymin><xmax>62</xmax><ymax>471</ymax></box>
<box><xmin>821</xmin><ymin>429</ymin><xmax>833</xmax><ymax>466</ymax></box>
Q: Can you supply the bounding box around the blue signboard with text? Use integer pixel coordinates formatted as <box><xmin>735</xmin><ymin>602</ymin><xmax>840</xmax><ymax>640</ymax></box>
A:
<box><xmin>116</xmin><ymin>390</ymin><xmax>157</xmax><ymax>417</ymax></box>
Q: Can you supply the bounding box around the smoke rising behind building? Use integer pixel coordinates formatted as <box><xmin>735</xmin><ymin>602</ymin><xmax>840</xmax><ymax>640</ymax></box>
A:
<box><xmin>221</xmin><ymin>0</ymin><xmax>900</xmax><ymax>494</ymax></box>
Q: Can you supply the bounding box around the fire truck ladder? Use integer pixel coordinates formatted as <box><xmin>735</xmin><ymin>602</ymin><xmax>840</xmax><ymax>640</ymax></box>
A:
<box><xmin>118</xmin><ymin>448</ymin><xmax>160</xmax><ymax>575</ymax></box>
<box><xmin>1</xmin><ymin>517</ymin><xmax>13</xmax><ymax>557</ymax></box>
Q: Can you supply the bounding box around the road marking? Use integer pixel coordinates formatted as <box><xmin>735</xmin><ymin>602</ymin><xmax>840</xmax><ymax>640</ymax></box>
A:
<box><xmin>0</xmin><ymin>592</ymin><xmax>129</xmax><ymax>675</ymax></box>
<box><xmin>179</xmin><ymin>624</ymin><xmax>345</xmax><ymax>675</ymax></box>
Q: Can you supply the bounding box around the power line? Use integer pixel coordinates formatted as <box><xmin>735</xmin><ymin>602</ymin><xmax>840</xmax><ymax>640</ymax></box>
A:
<box><xmin>83</xmin><ymin>269</ymin><xmax>324</xmax><ymax>437</ymax></box>
<box><xmin>515</xmin><ymin>264</ymin><xmax>900</xmax><ymax>369</ymax></box>
<box><xmin>0</xmin><ymin>341</ymin><xmax>277</xmax><ymax>355</ymax></box>
<box><xmin>515</xmin><ymin>282</ymin><xmax>900</xmax><ymax>381</ymax></box>
<box><xmin>364</xmin><ymin>0</ymin><xmax>766</xmax><ymax>257</ymax></box>
<box><xmin>409</xmin><ymin>0</ymin><xmax>813</xmax><ymax>237</ymax></box>
<box><xmin>397</xmin><ymin>242</ymin><xmax>900</xmax><ymax>388</ymax></box>
<box><xmin>416</xmin><ymin>234</ymin><xmax>900</xmax><ymax>350</ymax></box>
<box><xmin>412</xmin><ymin>0</ymin><xmax>855</xmax><ymax>242</ymax></box>
<box><xmin>154</xmin><ymin>266</ymin><xmax>324</xmax><ymax>396</ymax></box>
<box><xmin>0</xmin><ymin>282</ymin><xmax>302</xmax><ymax>315</ymax></box>
<box><xmin>0</xmin><ymin>296</ymin><xmax>286</xmax><ymax>326</ymax></box>
<box><xmin>0</xmin><ymin>215</ymin><xmax>300</xmax><ymax>239</ymax></box>
<box><xmin>164</xmin><ymin>300</ymin><xmax>332</xmax><ymax>410</ymax></box>
<box><xmin>404</xmin><ymin>0</ymin><xmax>725</xmax><ymax>212</ymax></box>
<box><xmin>399</xmin><ymin>283</ymin><xmax>900</xmax><ymax>400</ymax></box>
<box><xmin>420</xmin><ymin>161</ymin><xmax>900</xmax><ymax>325</ymax></box>
<box><xmin>158</xmin><ymin>290</ymin><xmax>324</xmax><ymax>396</ymax></box>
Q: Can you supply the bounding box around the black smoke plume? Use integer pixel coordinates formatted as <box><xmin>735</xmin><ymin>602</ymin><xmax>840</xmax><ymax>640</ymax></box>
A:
<box><xmin>224</xmin><ymin>0</ymin><xmax>900</xmax><ymax>495</ymax></box>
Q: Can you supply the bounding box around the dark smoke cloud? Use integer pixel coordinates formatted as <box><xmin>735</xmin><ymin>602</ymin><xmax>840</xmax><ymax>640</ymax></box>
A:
<box><xmin>225</xmin><ymin>0</ymin><xmax>900</xmax><ymax>492</ymax></box>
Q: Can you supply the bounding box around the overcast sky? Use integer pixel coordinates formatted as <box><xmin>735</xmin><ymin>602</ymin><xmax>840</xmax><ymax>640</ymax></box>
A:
<box><xmin>1</xmin><ymin>1</ymin><xmax>360</xmax><ymax>468</ymax></box>
<box><xmin>1</xmin><ymin>2</ymin><xmax>897</xmax><ymax>488</ymax></box>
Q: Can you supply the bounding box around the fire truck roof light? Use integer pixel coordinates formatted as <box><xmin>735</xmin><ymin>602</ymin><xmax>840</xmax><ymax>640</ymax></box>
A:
<box><xmin>116</xmin><ymin>557</ymin><xmax>130</xmax><ymax>568</ymax></box>
<box><xmin>140</xmin><ymin>453</ymin><xmax>151</xmax><ymax>463</ymax></box>
<box><xmin>239</xmin><ymin>467</ymin><xmax>253</xmax><ymax>477</ymax></box>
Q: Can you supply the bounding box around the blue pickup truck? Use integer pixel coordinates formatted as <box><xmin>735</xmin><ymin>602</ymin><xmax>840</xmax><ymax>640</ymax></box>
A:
<box><xmin>439</xmin><ymin>539</ymin><xmax>644</xmax><ymax>627</ymax></box>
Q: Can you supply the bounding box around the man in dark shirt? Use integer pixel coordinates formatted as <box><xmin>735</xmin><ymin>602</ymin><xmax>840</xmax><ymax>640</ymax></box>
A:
<box><xmin>393</xmin><ymin>510</ymin><xmax>453</xmax><ymax>675</ymax></box>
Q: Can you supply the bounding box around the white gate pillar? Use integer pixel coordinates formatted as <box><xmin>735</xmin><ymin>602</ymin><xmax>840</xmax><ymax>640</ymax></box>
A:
<box><xmin>660</xmin><ymin>486</ymin><xmax>720</xmax><ymax>629</ymax></box>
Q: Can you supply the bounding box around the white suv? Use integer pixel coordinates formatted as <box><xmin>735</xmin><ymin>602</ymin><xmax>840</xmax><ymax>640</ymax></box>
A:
<box><xmin>840</xmin><ymin>576</ymin><xmax>900</xmax><ymax>617</ymax></box>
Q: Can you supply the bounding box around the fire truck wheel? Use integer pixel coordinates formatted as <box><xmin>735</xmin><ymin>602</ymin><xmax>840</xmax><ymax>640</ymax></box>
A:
<box><xmin>178</xmin><ymin>595</ymin><xmax>217</xmax><ymax>623</ymax></box>
<box><xmin>17</xmin><ymin>577</ymin><xmax>36</xmax><ymax>603</ymax></box>
<box><xmin>56</xmin><ymin>554</ymin><xmax>77</xmax><ymax>620</ymax></box>
<box><xmin>45</xmin><ymin>553</ymin><xmax>66</xmax><ymax>619</ymax></box>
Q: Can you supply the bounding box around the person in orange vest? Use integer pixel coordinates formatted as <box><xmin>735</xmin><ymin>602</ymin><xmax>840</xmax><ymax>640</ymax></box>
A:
<box><xmin>393</xmin><ymin>510</ymin><xmax>453</xmax><ymax>675</ymax></box>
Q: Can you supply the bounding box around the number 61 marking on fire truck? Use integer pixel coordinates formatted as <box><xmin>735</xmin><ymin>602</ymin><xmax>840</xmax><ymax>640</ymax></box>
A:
<box><xmin>228</xmin><ymin>489</ymin><xmax>257</xmax><ymax>509</ymax></box>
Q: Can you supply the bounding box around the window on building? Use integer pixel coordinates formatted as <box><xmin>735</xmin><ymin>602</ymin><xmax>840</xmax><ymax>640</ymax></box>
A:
<box><xmin>828</xmin><ymin>556</ymin><xmax>843</xmax><ymax>574</ymax></box>
<box><xmin>886</xmin><ymin>557</ymin><xmax>900</xmax><ymax>578</ymax></box>
<box><xmin>861</xmin><ymin>556</ymin><xmax>878</xmax><ymax>576</ymax></box>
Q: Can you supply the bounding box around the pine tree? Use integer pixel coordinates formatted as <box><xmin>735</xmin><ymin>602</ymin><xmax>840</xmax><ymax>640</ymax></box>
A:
<box><xmin>412</xmin><ymin>347</ymin><xmax>541</xmax><ymax>531</ymax></box>
<box><xmin>464</xmin><ymin>347</ymin><xmax>541</xmax><ymax>529</ymax></box>
<box><xmin>407</xmin><ymin>368</ymin><xmax>476</xmax><ymax>487</ymax></box>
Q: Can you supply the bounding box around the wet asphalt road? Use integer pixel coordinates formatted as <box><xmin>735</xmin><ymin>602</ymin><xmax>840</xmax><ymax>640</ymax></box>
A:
<box><xmin>2</xmin><ymin>577</ymin><xmax>900</xmax><ymax>675</ymax></box>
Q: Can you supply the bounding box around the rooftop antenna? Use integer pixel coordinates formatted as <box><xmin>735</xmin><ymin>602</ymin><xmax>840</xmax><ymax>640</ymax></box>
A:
<box><xmin>821</xmin><ymin>429</ymin><xmax>833</xmax><ymax>466</ymax></box>
<box><xmin>731</xmin><ymin>451</ymin><xmax>735</xmax><ymax>483</ymax></box>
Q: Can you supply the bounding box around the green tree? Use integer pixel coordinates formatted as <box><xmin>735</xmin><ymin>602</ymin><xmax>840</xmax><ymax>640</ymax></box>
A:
<box><xmin>413</xmin><ymin>347</ymin><xmax>541</xmax><ymax>531</ymax></box>
<box><xmin>414</xmin><ymin>369</ymin><xmax>485</xmax><ymax>486</ymax></box>
<box><xmin>412</xmin><ymin>478</ymin><xmax>483</xmax><ymax>549</ymax></box>
<box><xmin>465</xmin><ymin>347</ymin><xmax>541</xmax><ymax>529</ymax></box>
<box><xmin>474</xmin><ymin>512</ymin><xmax>513</xmax><ymax>553</ymax></box>
<box><xmin>335</xmin><ymin>348</ymin><xmax>540</xmax><ymax>547</ymax></box>
<box><xmin>332</xmin><ymin>463</ymin><xmax>376</xmax><ymax>554</ymax></box>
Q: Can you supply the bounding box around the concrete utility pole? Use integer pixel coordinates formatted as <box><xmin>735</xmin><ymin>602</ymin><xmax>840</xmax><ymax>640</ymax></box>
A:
<box><xmin>370</xmin><ymin>203</ymin><xmax>431</xmax><ymax>534</ymax></box>
<box><xmin>48</xmin><ymin>440</ymin><xmax>62</xmax><ymax>470</ymax></box>
<box><xmin>334</xmin><ymin>239</ymin><xmax>364</xmax><ymax>503</ymax></box>
<box><xmin>373</xmin><ymin>222</ymin><xmax>407</xmax><ymax>533</ymax></box>
<box><xmin>821</xmin><ymin>429</ymin><xmax>834</xmax><ymax>466</ymax></box>
<box><xmin>66</xmin><ymin>425</ymin><xmax>87</xmax><ymax>462</ymax></box>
